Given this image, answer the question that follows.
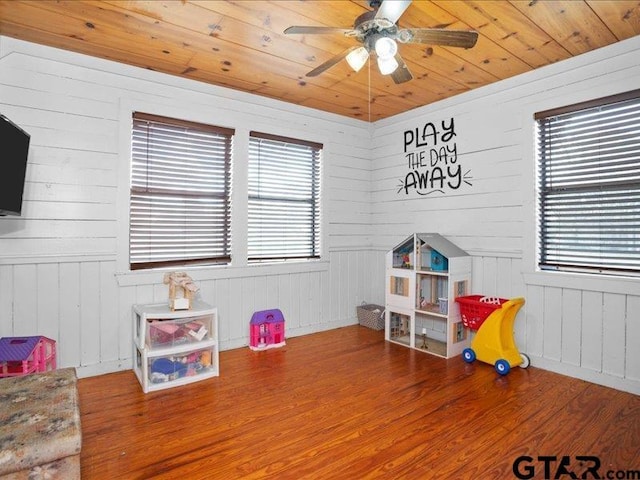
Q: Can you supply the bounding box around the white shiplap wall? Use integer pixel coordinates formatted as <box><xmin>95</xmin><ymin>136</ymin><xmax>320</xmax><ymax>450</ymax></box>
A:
<box><xmin>0</xmin><ymin>37</ymin><xmax>379</xmax><ymax>377</ymax></box>
<box><xmin>370</xmin><ymin>35</ymin><xmax>640</xmax><ymax>394</ymax></box>
<box><xmin>1</xmin><ymin>34</ymin><xmax>639</xmax><ymax>395</ymax></box>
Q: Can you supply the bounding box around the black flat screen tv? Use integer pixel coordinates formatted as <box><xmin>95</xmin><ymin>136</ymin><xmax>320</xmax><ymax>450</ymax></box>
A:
<box><xmin>0</xmin><ymin>114</ymin><xmax>30</xmax><ymax>216</ymax></box>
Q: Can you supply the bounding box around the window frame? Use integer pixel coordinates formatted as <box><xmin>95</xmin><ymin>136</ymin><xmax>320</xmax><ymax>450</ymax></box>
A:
<box><xmin>247</xmin><ymin>131</ymin><xmax>323</xmax><ymax>263</ymax></box>
<box><xmin>129</xmin><ymin>112</ymin><xmax>234</xmax><ymax>271</ymax></box>
<box><xmin>534</xmin><ymin>89</ymin><xmax>640</xmax><ymax>278</ymax></box>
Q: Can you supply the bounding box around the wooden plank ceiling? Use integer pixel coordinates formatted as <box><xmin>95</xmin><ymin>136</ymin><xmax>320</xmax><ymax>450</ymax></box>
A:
<box><xmin>1</xmin><ymin>0</ymin><xmax>639</xmax><ymax>121</ymax></box>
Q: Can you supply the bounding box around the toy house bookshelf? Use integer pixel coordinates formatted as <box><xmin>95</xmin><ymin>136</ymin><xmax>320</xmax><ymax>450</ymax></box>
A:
<box><xmin>385</xmin><ymin>233</ymin><xmax>472</xmax><ymax>358</ymax></box>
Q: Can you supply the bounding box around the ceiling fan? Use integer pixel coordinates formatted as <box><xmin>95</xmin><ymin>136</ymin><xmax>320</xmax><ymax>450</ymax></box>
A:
<box><xmin>284</xmin><ymin>0</ymin><xmax>479</xmax><ymax>84</ymax></box>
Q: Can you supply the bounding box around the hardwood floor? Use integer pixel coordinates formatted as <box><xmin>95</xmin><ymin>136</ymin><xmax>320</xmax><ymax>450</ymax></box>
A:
<box><xmin>78</xmin><ymin>326</ymin><xmax>639</xmax><ymax>479</ymax></box>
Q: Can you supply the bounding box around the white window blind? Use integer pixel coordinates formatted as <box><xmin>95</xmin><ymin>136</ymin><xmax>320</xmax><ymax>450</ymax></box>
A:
<box><xmin>248</xmin><ymin>132</ymin><xmax>322</xmax><ymax>261</ymax></box>
<box><xmin>130</xmin><ymin>112</ymin><xmax>233</xmax><ymax>270</ymax></box>
<box><xmin>536</xmin><ymin>89</ymin><xmax>640</xmax><ymax>276</ymax></box>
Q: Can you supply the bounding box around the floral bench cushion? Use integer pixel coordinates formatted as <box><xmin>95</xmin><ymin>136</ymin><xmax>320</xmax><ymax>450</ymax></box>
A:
<box><xmin>0</xmin><ymin>368</ymin><xmax>81</xmax><ymax>478</ymax></box>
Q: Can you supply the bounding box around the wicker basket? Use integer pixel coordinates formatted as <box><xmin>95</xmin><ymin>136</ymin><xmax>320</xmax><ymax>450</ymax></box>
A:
<box><xmin>356</xmin><ymin>303</ymin><xmax>385</xmax><ymax>330</ymax></box>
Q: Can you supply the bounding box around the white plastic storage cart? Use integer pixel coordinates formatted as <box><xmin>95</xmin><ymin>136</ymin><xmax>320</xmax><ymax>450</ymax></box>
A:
<box><xmin>133</xmin><ymin>300</ymin><xmax>219</xmax><ymax>393</ymax></box>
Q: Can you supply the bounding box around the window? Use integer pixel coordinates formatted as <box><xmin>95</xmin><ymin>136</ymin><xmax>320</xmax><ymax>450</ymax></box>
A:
<box><xmin>535</xmin><ymin>89</ymin><xmax>640</xmax><ymax>276</ymax></box>
<box><xmin>130</xmin><ymin>112</ymin><xmax>233</xmax><ymax>270</ymax></box>
<box><xmin>248</xmin><ymin>132</ymin><xmax>322</xmax><ymax>262</ymax></box>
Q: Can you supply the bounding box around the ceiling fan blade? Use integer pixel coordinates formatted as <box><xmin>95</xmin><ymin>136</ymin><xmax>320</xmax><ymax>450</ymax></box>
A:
<box><xmin>306</xmin><ymin>46</ymin><xmax>362</xmax><ymax>77</ymax></box>
<box><xmin>401</xmin><ymin>28</ymin><xmax>479</xmax><ymax>48</ymax></box>
<box><xmin>390</xmin><ymin>53</ymin><xmax>413</xmax><ymax>84</ymax></box>
<box><xmin>375</xmin><ymin>0</ymin><xmax>412</xmax><ymax>24</ymax></box>
<box><xmin>284</xmin><ymin>26</ymin><xmax>355</xmax><ymax>35</ymax></box>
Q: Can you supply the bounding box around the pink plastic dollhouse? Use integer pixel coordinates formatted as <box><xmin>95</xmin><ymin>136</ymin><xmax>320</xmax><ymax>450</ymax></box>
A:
<box><xmin>0</xmin><ymin>336</ymin><xmax>57</xmax><ymax>377</ymax></box>
<box><xmin>249</xmin><ymin>309</ymin><xmax>285</xmax><ymax>351</ymax></box>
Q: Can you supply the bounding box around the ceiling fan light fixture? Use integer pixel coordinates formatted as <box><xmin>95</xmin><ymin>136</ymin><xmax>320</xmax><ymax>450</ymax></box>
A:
<box><xmin>374</xmin><ymin>36</ymin><xmax>398</xmax><ymax>59</ymax></box>
<box><xmin>377</xmin><ymin>55</ymin><xmax>399</xmax><ymax>75</ymax></box>
<box><xmin>284</xmin><ymin>0</ymin><xmax>479</xmax><ymax>85</ymax></box>
<box><xmin>346</xmin><ymin>46</ymin><xmax>369</xmax><ymax>72</ymax></box>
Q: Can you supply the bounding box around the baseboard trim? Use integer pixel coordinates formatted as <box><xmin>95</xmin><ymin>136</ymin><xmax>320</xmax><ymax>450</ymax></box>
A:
<box><xmin>530</xmin><ymin>356</ymin><xmax>640</xmax><ymax>395</ymax></box>
<box><xmin>74</xmin><ymin>319</ymin><xmax>360</xmax><ymax>379</ymax></box>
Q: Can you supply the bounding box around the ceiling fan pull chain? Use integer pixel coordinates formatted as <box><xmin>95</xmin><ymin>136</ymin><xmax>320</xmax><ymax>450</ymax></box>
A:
<box><xmin>368</xmin><ymin>57</ymin><xmax>371</xmax><ymax>123</ymax></box>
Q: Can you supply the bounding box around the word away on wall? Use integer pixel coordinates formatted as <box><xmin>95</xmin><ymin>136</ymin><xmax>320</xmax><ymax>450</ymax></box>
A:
<box><xmin>398</xmin><ymin>118</ymin><xmax>472</xmax><ymax>196</ymax></box>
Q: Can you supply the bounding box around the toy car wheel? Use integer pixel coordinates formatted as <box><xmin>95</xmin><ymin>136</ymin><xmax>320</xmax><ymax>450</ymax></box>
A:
<box><xmin>462</xmin><ymin>348</ymin><xmax>476</xmax><ymax>363</ymax></box>
<box><xmin>519</xmin><ymin>353</ymin><xmax>530</xmax><ymax>369</ymax></box>
<box><xmin>495</xmin><ymin>359</ymin><xmax>510</xmax><ymax>376</ymax></box>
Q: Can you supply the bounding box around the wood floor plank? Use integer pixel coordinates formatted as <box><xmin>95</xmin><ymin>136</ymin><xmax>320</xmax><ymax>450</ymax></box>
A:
<box><xmin>78</xmin><ymin>325</ymin><xmax>640</xmax><ymax>479</ymax></box>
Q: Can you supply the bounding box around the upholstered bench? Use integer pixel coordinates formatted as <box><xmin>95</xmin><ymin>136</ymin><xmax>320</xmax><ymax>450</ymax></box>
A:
<box><xmin>0</xmin><ymin>368</ymin><xmax>82</xmax><ymax>479</ymax></box>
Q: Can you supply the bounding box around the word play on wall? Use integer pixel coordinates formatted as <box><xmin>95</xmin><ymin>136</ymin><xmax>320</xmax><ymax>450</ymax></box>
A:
<box><xmin>398</xmin><ymin>118</ymin><xmax>472</xmax><ymax>196</ymax></box>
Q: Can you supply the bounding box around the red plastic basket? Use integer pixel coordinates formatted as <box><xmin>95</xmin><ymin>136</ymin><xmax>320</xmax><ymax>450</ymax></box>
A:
<box><xmin>455</xmin><ymin>295</ymin><xmax>508</xmax><ymax>330</ymax></box>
